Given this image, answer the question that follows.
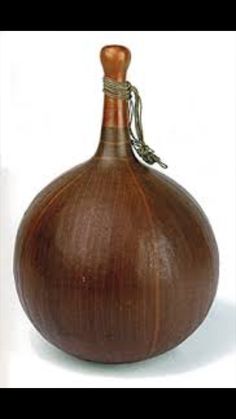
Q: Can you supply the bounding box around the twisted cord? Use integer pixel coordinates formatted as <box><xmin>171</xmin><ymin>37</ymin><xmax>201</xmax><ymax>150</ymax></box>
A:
<box><xmin>103</xmin><ymin>76</ymin><xmax>168</xmax><ymax>168</ymax></box>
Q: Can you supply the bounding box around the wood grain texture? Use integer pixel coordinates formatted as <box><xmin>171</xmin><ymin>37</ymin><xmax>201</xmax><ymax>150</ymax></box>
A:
<box><xmin>13</xmin><ymin>45</ymin><xmax>219</xmax><ymax>363</ymax></box>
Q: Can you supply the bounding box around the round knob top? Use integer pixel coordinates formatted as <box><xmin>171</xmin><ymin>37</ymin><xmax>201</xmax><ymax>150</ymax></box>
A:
<box><xmin>100</xmin><ymin>45</ymin><xmax>131</xmax><ymax>82</ymax></box>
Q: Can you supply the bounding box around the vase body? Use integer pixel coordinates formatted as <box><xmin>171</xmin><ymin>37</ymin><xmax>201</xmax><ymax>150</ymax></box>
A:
<box><xmin>14</xmin><ymin>46</ymin><xmax>219</xmax><ymax>363</ymax></box>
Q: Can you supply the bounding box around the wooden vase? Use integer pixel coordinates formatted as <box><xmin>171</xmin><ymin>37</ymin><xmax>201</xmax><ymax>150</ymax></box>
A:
<box><xmin>14</xmin><ymin>45</ymin><xmax>219</xmax><ymax>363</ymax></box>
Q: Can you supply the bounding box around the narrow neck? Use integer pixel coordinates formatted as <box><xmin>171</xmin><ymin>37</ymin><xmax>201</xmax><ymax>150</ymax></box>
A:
<box><xmin>94</xmin><ymin>83</ymin><xmax>135</xmax><ymax>160</ymax></box>
<box><xmin>95</xmin><ymin>126</ymin><xmax>134</xmax><ymax>160</ymax></box>
<box><xmin>102</xmin><ymin>95</ymin><xmax>129</xmax><ymax>129</ymax></box>
<box><xmin>101</xmin><ymin>68</ymin><xmax>129</xmax><ymax>129</ymax></box>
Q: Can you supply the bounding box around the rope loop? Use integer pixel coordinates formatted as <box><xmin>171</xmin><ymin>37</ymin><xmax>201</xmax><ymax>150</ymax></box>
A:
<box><xmin>103</xmin><ymin>76</ymin><xmax>168</xmax><ymax>169</ymax></box>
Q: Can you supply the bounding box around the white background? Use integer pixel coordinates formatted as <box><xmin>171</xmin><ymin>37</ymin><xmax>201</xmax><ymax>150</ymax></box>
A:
<box><xmin>0</xmin><ymin>31</ymin><xmax>236</xmax><ymax>388</ymax></box>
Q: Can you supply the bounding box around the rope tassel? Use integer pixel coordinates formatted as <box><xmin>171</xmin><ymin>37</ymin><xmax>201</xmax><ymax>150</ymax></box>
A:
<box><xmin>103</xmin><ymin>77</ymin><xmax>168</xmax><ymax>169</ymax></box>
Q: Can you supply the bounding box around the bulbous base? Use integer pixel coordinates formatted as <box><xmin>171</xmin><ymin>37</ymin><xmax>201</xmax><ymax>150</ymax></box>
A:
<box><xmin>14</xmin><ymin>156</ymin><xmax>219</xmax><ymax>363</ymax></box>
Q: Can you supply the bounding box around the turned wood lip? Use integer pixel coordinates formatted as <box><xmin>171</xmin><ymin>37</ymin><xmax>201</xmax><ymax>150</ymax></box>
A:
<box><xmin>100</xmin><ymin>44</ymin><xmax>131</xmax><ymax>82</ymax></box>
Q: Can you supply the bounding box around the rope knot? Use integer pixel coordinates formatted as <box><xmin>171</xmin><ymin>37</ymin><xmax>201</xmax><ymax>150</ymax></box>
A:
<box><xmin>103</xmin><ymin>76</ymin><xmax>168</xmax><ymax>169</ymax></box>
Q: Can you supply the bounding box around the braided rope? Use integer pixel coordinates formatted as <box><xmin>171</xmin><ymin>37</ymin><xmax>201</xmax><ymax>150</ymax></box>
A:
<box><xmin>103</xmin><ymin>76</ymin><xmax>168</xmax><ymax>168</ymax></box>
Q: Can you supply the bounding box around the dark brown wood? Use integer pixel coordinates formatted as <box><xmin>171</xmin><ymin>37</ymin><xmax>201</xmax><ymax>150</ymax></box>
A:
<box><xmin>14</xmin><ymin>45</ymin><xmax>219</xmax><ymax>363</ymax></box>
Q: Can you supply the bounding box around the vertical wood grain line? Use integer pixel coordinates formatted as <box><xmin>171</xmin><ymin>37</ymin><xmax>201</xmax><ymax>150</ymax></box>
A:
<box><xmin>125</xmin><ymin>161</ymin><xmax>160</xmax><ymax>357</ymax></box>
